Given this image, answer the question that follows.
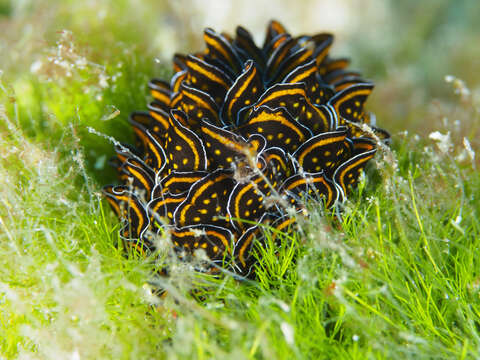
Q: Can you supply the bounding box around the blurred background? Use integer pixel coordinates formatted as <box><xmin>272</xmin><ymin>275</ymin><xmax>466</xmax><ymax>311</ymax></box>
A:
<box><xmin>1</xmin><ymin>0</ymin><xmax>478</xmax><ymax>179</ymax></box>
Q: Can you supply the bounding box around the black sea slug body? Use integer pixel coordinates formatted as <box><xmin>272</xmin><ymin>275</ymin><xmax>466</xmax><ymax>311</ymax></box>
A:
<box><xmin>103</xmin><ymin>20</ymin><xmax>389</xmax><ymax>277</ymax></box>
